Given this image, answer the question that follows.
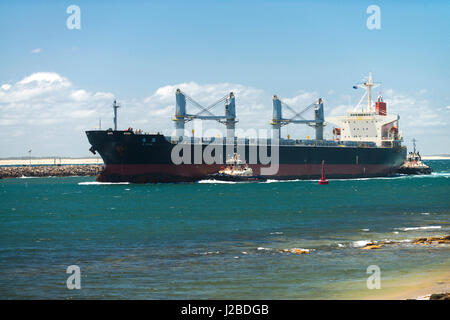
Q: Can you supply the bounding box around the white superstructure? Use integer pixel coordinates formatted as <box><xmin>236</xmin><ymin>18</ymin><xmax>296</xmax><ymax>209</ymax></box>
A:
<box><xmin>326</xmin><ymin>73</ymin><xmax>401</xmax><ymax>147</ymax></box>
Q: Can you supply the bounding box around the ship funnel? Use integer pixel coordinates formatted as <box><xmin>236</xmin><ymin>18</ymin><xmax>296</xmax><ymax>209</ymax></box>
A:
<box><xmin>375</xmin><ymin>95</ymin><xmax>387</xmax><ymax>116</ymax></box>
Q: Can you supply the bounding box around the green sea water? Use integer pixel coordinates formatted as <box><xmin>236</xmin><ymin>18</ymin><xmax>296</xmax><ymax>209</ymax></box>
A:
<box><xmin>0</xmin><ymin>160</ymin><xmax>449</xmax><ymax>299</ymax></box>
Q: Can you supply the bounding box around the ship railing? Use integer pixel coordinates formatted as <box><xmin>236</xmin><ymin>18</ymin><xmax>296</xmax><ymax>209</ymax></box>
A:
<box><xmin>165</xmin><ymin>136</ymin><xmax>378</xmax><ymax>148</ymax></box>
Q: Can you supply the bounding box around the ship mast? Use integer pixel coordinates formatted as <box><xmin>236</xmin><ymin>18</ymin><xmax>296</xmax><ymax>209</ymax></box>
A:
<box><xmin>366</xmin><ymin>72</ymin><xmax>374</xmax><ymax>111</ymax></box>
<box><xmin>113</xmin><ymin>100</ymin><xmax>120</xmax><ymax>131</ymax></box>
<box><xmin>353</xmin><ymin>72</ymin><xmax>380</xmax><ymax>112</ymax></box>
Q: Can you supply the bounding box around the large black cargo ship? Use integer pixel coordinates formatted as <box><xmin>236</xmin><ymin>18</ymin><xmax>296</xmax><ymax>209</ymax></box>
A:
<box><xmin>86</xmin><ymin>73</ymin><xmax>407</xmax><ymax>183</ymax></box>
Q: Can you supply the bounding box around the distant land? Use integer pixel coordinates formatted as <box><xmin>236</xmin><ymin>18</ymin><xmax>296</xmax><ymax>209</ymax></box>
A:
<box><xmin>0</xmin><ymin>156</ymin><xmax>100</xmax><ymax>160</ymax></box>
<box><xmin>0</xmin><ymin>157</ymin><xmax>103</xmax><ymax>166</ymax></box>
<box><xmin>421</xmin><ymin>155</ymin><xmax>450</xmax><ymax>160</ymax></box>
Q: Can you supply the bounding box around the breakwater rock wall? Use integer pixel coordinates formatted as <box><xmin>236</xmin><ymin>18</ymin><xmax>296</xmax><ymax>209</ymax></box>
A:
<box><xmin>0</xmin><ymin>165</ymin><xmax>104</xmax><ymax>178</ymax></box>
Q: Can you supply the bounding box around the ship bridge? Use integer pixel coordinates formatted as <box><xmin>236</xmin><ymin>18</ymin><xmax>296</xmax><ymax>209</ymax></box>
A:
<box><xmin>327</xmin><ymin>110</ymin><xmax>399</xmax><ymax>147</ymax></box>
<box><xmin>326</xmin><ymin>73</ymin><xmax>402</xmax><ymax>148</ymax></box>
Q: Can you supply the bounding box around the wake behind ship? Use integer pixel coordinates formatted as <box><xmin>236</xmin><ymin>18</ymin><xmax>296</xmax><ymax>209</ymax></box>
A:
<box><xmin>86</xmin><ymin>73</ymin><xmax>406</xmax><ymax>183</ymax></box>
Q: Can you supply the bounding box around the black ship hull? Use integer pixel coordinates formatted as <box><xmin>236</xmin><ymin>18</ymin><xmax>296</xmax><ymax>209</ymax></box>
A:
<box><xmin>86</xmin><ymin>130</ymin><xmax>407</xmax><ymax>183</ymax></box>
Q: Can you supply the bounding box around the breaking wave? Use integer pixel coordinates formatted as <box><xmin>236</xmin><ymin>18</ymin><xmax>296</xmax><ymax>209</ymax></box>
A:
<box><xmin>78</xmin><ymin>181</ymin><xmax>130</xmax><ymax>185</ymax></box>
<box><xmin>395</xmin><ymin>226</ymin><xmax>442</xmax><ymax>232</ymax></box>
<box><xmin>197</xmin><ymin>179</ymin><xmax>237</xmax><ymax>184</ymax></box>
<box><xmin>352</xmin><ymin>240</ymin><xmax>372</xmax><ymax>247</ymax></box>
<box><xmin>264</xmin><ymin>179</ymin><xmax>302</xmax><ymax>183</ymax></box>
<box><xmin>199</xmin><ymin>172</ymin><xmax>449</xmax><ymax>185</ymax></box>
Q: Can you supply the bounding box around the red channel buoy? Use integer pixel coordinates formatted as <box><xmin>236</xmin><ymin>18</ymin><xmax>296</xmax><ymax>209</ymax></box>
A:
<box><xmin>318</xmin><ymin>160</ymin><xmax>329</xmax><ymax>185</ymax></box>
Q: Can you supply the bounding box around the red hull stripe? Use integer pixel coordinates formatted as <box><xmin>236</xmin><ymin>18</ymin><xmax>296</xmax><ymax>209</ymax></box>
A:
<box><xmin>98</xmin><ymin>163</ymin><xmax>397</xmax><ymax>182</ymax></box>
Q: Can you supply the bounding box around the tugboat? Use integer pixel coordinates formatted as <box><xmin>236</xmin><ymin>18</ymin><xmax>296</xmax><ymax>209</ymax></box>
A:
<box><xmin>397</xmin><ymin>139</ymin><xmax>432</xmax><ymax>175</ymax></box>
<box><xmin>208</xmin><ymin>153</ymin><xmax>267</xmax><ymax>182</ymax></box>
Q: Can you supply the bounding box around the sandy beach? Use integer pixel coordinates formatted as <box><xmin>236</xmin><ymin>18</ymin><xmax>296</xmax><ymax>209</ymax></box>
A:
<box><xmin>375</xmin><ymin>270</ymin><xmax>449</xmax><ymax>300</ymax></box>
<box><xmin>340</xmin><ymin>266</ymin><xmax>450</xmax><ymax>300</ymax></box>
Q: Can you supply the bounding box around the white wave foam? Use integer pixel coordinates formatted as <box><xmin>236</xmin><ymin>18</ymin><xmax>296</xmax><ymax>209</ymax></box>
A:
<box><xmin>197</xmin><ymin>251</ymin><xmax>221</xmax><ymax>255</ymax></box>
<box><xmin>270</xmin><ymin>232</ymin><xmax>284</xmax><ymax>235</ymax></box>
<box><xmin>264</xmin><ymin>179</ymin><xmax>302</xmax><ymax>184</ymax></box>
<box><xmin>196</xmin><ymin>172</ymin><xmax>449</xmax><ymax>185</ymax></box>
<box><xmin>428</xmin><ymin>172</ymin><xmax>450</xmax><ymax>177</ymax></box>
<box><xmin>333</xmin><ymin>172</ymin><xmax>450</xmax><ymax>182</ymax></box>
<box><xmin>400</xmin><ymin>172</ymin><xmax>450</xmax><ymax>179</ymax></box>
<box><xmin>395</xmin><ymin>226</ymin><xmax>442</xmax><ymax>231</ymax></box>
<box><xmin>265</xmin><ymin>173</ymin><xmax>450</xmax><ymax>183</ymax></box>
<box><xmin>200</xmin><ymin>178</ymin><xmax>303</xmax><ymax>184</ymax></box>
<box><xmin>197</xmin><ymin>179</ymin><xmax>237</xmax><ymax>184</ymax></box>
<box><xmin>78</xmin><ymin>181</ymin><xmax>130</xmax><ymax>185</ymax></box>
<box><xmin>352</xmin><ymin>240</ymin><xmax>372</xmax><ymax>247</ymax></box>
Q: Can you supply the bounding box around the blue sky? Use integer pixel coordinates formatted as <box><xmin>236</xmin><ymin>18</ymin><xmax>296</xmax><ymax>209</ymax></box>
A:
<box><xmin>0</xmin><ymin>0</ymin><xmax>449</xmax><ymax>156</ymax></box>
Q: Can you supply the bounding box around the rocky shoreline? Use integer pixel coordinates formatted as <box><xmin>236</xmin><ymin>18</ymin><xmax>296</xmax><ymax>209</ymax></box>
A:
<box><xmin>360</xmin><ymin>235</ymin><xmax>450</xmax><ymax>250</ymax></box>
<box><xmin>411</xmin><ymin>292</ymin><xmax>450</xmax><ymax>300</ymax></box>
<box><xmin>0</xmin><ymin>165</ymin><xmax>104</xmax><ymax>179</ymax></box>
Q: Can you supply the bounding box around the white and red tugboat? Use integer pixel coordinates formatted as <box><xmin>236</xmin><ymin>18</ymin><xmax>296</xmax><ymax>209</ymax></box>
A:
<box><xmin>397</xmin><ymin>139</ymin><xmax>432</xmax><ymax>175</ymax></box>
<box><xmin>209</xmin><ymin>153</ymin><xmax>267</xmax><ymax>182</ymax></box>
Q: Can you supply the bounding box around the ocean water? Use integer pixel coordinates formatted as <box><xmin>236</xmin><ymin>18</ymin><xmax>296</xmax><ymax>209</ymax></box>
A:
<box><xmin>0</xmin><ymin>160</ymin><xmax>449</xmax><ymax>299</ymax></box>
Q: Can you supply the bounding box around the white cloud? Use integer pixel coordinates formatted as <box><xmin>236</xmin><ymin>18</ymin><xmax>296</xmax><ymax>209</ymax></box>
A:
<box><xmin>0</xmin><ymin>72</ymin><xmax>72</xmax><ymax>103</ymax></box>
<box><xmin>31</xmin><ymin>48</ymin><xmax>41</xmax><ymax>54</ymax></box>
<box><xmin>283</xmin><ymin>91</ymin><xmax>317</xmax><ymax>107</ymax></box>
<box><xmin>70</xmin><ymin>89</ymin><xmax>91</xmax><ymax>101</ymax></box>
<box><xmin>18</xmin><ymin>72</ymin><xmax>69</xmax><ymax>86</ymax></box>
<box><xmin>0</xmin><ymin>74</ymin><xmax>323</xmax><ymax>156</ymax></box>
<box><xmin>0</xmin><ymin>72</ymin><xmax>115</xmax><ymax>156</ymax></box>
<box><xmin>418</xmin><ymin>89</ymin><xmax>427</xmax><ymax>95</ymax></box>
<box><xmin>139</xmin><ymin>83</ymin><xmax>323</xmax><ymax>139</ymax></box>
<box><xmin>383</xmin><ymin>89</ymin><xmax>445</xmax><ymax>127</ymax></box>
<box><xmin>1</xmin><ymin>84</ymin><xmax>11</xmax><ymax>91</ymax></box>
<box><xmin>93</xmin><ymin>92</ymin><xmax>114</xmax><ymax>100</ymax></box>
<box><xmin>327</xmin><ymin>104</ymin><xmax>353</xmax><ymax>116</ymax></box>
<box><xmin>0</xmin><ymin>72</ymin><xmax>448</xmax><ymax>156</ymax></box>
